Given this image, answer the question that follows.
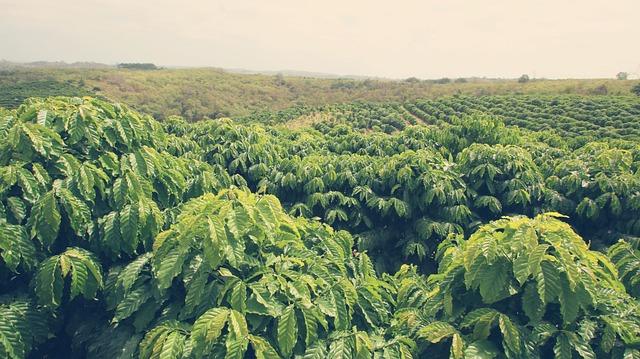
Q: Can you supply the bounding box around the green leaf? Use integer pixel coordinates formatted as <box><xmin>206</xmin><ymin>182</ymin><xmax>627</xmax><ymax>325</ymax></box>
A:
<box><xmin>333</xmin><ymin>288</ymin><xmax>350</xmax><ymax>330</ymax></box>
<box><xmin>477</xmin><ymin>260</ymin><xmax>510</xmax><ymax>304</ymax></box>
<box><xmin>278</xmin><ymin>305</ymin><xmax>298</xmax><ymax>358</ymax></box>
<box><xmin>558</xmin><ymin>277</ymin><xmax>579</xmax><ymax>324</ymax></box>
<box><xmin>120</xmin><ymin>204</ymin><xmax>140</xmax><ymax>253</ymax></box>
<box><xmin>182</xmin><ymin>262</ymin><xmax>208</xmax><ymax>319</ymax></box>
<box><xmin>57</xmin><ymin>188</ymin><xmax>91</xmax><ymax>237</ymax></box>
<box><xmin>191</xmin><ymin>308</ymin><xmax>229</xmax><ymax>356</ymax></box>
<box><xmin>29</xmin><ymin>191</ymin><xmax>61</xmax><ymax>247</ymax></box>
<box><xmin>117</xmin><ymin>252</ymin><xmax>152</xmax><ymax>295</ymax></box>
<box><xmin>328</xmin><ymin>335</ymin><xmax>354</xmax><ymax>359</ymax></box>
<box><xmin>567</xmin><ymin>332</ymin><xmax>595</xmax><ymax>359</ymax></box>
<box><xmin>255</xmin><ymin>195</ymin><xmax>280</xmax><ymax>229</ymax></box>
<box><xmin>34</xmin><ymin>256</ymin><xmax>63</xmax><ymax>307</ymax></box>
<box><xmin>68</xmin><ymin>255</ymin><xmax>90</xmax><ymax>298</ymax></box>
<box><xmin>354</xmin><ymin>331</ymin><xmax>372</xmax><ymax>359</ymax></box>
<box><xmin>0</xmin><ymin>223</ymin><xmax>36</xmax><ymax>272</ymax></box>
<box><xmin>227</xmin><ymin>309</ymin><xmax>248</xmax><ymax>340</ymax></box>
<box><xmin>522</xmin><ymin>282</ymin><xmax>545</xmax><ymax>323</ymax></box>
<box><xmin>600</xmin><ymin>324</ymin><xmax>616</xmax><ymax>353</ymax></box>
<box><xmin>498</xmin><ymin>314</ymin><xmax>520</xmax><ymax>354</ymax></box>
<box><xmin>513</xmin><ymin>252</ymin><xmax>530</xmax><ymax>285</ymax></box>
<box><xmin>623</xmin><ymin>349</ymin><xmax>640</xmax><ymax>359</ymax></box>
<box><xmin>554</xmin><ymin>333</ymin><xmax>572</xmax><ymax>359</ymax></box>
<box><xmin>249</xmin><ymin>335</ymin><xmax>280</xmax><ymax>359</ymax></box>
<box><xmin>472</xmin><ymin>312</ymin><xmax>498</xmax><ymax>341</ymax></box>
<box><xmin>6</xmin><ymin>197</ymin><xmax>26</xmax><ymax>223</ymax></box>
<box><xmin>537</xmin><ymin>260</ymin><xmax>561</xmax><ymax>303</ymax></box>
<box><xmin>527</xmin><ymin>244</ymin><xmax>549</xmax><ymax>277</ymax></box>
<box><xmin>204</xmin><ymin>217</ymin><xmax>225</xmax><ymax>269</ymax></box>
<box><xmin>0</xmin><ymin>315</ymin><xmax>25</xmax><ymax>359</ymax></box>
<box><xmin>225</xmin><ymin>337</ymin><xmax>248</xmax><ymax>359</ymax></box>
<box><xmin>463</xmin><ymin>340</ymin><xmax>499</xmax><ymax>359</ymax></box>
<box><xmin>113</xmin><ymin>284</ymin><xmax>152</xmax><ymax>322</ymax></box>
<box><xmin>227</xmin><ymin>204</ymin><xmax>251</xmax><ymax>240</ymax></box>
<box><xmin>302</xmin><ymin>307</ymin><xmax>319</xmax><ymax>347</ymax></box>
<box><xmin>417</xmin><ymin>321</ymin><xmax>458</xmax><ymax>343</ymax></box>
<box><xmin>230</xmin><ymin>281</ymin><xmax>247</xmax><ymax>314</ymax></box>
<box><xmin>302</xmin><ymin>342</ymin><xmax>328</xmax><ymax>359</ymax></box>
<box><xmin>159</xmin><ymin>331</ymin><xmax>185</xmax><ymax>359</ymax></box>
<box><xmin>153</xmin><ymin>241</ymin><xmax>188</xmax><ymax>291</ymax></box>
<box><xmin>450</xmin><ymin>333</ymin><xmax>464</xmax><ymax>359</ymax></box>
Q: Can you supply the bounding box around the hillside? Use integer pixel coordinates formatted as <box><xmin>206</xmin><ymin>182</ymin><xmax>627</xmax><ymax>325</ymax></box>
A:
<box><xmin>0</xmin><ymin>66</ymin><xmax>638</xmax><ymax>120</ymax></box>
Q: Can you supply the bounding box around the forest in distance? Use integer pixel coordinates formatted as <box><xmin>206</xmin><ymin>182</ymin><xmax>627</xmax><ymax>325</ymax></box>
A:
<box><xmin>0</xmin><ymin>83</ymin><xmax>639</xmax><ymax>358</ymax></box>
<box><xmin>1</xmin><ymin>65</ymin><xmax>639</xmax><ymax>120</ymax></box>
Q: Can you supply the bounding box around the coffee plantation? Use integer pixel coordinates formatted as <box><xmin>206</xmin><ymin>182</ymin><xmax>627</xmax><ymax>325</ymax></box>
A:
<box><xmin>1</xmin><ymin>96</ymin><xmax>639</xmax><ymax>358</ymax></box>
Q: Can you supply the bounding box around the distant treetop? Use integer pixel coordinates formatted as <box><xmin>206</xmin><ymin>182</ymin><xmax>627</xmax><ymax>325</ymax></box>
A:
<box><xmin>617</xmin><ymin>72</ymin><xmax>629</xmax><ymax>80</ymax></box>
<box><xmin>117</xmin><ymin>63</ymin><xmax>159</xmax><ymax>70</ymax></box>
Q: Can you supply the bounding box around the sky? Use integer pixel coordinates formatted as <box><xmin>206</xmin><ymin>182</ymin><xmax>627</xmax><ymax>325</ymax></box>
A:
<box><xmin>1</xmin><ymin>0</ymin><xmax>639</xmax><ymax>79</ymax></box>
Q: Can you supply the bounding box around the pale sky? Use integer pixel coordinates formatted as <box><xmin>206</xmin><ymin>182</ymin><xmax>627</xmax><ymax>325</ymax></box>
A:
<box><xmin>1</xmin><ymin>0</ymin><xmax>639</xmax><ymax>79</ymax></box>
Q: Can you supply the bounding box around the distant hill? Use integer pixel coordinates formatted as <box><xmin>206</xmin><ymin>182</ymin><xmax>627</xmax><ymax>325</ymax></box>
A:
<box><xmin>224</xmin><ymin>67</ymin><xmax>387</xmax><ymax>80</ymax></box>
<box><xmin>0</xmin><ymin>60</ymin><xmax>113</xmax><ymax>69</ymax></box>
<box><xmin>0</xmin><ymin>64</ymin><xmax>637</xmax><ymax>120</ymax></box>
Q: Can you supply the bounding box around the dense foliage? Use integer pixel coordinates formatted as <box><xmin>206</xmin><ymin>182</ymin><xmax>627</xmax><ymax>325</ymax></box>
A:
<box><xmin>1</xmin><ymin>96</ymin><xmax>639</xmax><ymax>358</ymax></box>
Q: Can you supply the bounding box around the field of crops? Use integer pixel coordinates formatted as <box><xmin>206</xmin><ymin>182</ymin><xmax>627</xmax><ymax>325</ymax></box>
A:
<box><xmin>0</xmin><ymin>80</ymin><xmax>92</xmax><ymax>109</ymax></box>
<box><xmin>240</xmin><ymin>95</ymin><xmax>640</xmax><ymax>145</ymax></box>
<box><xmin>1</xmin><ymin>96</ymin><xmax>640</xmax><ymax>358</ymax></box>
<box><xmin>408</xmin><ymin>96</ymin><xmax>640</xmax><ymax>142</ymax></box>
